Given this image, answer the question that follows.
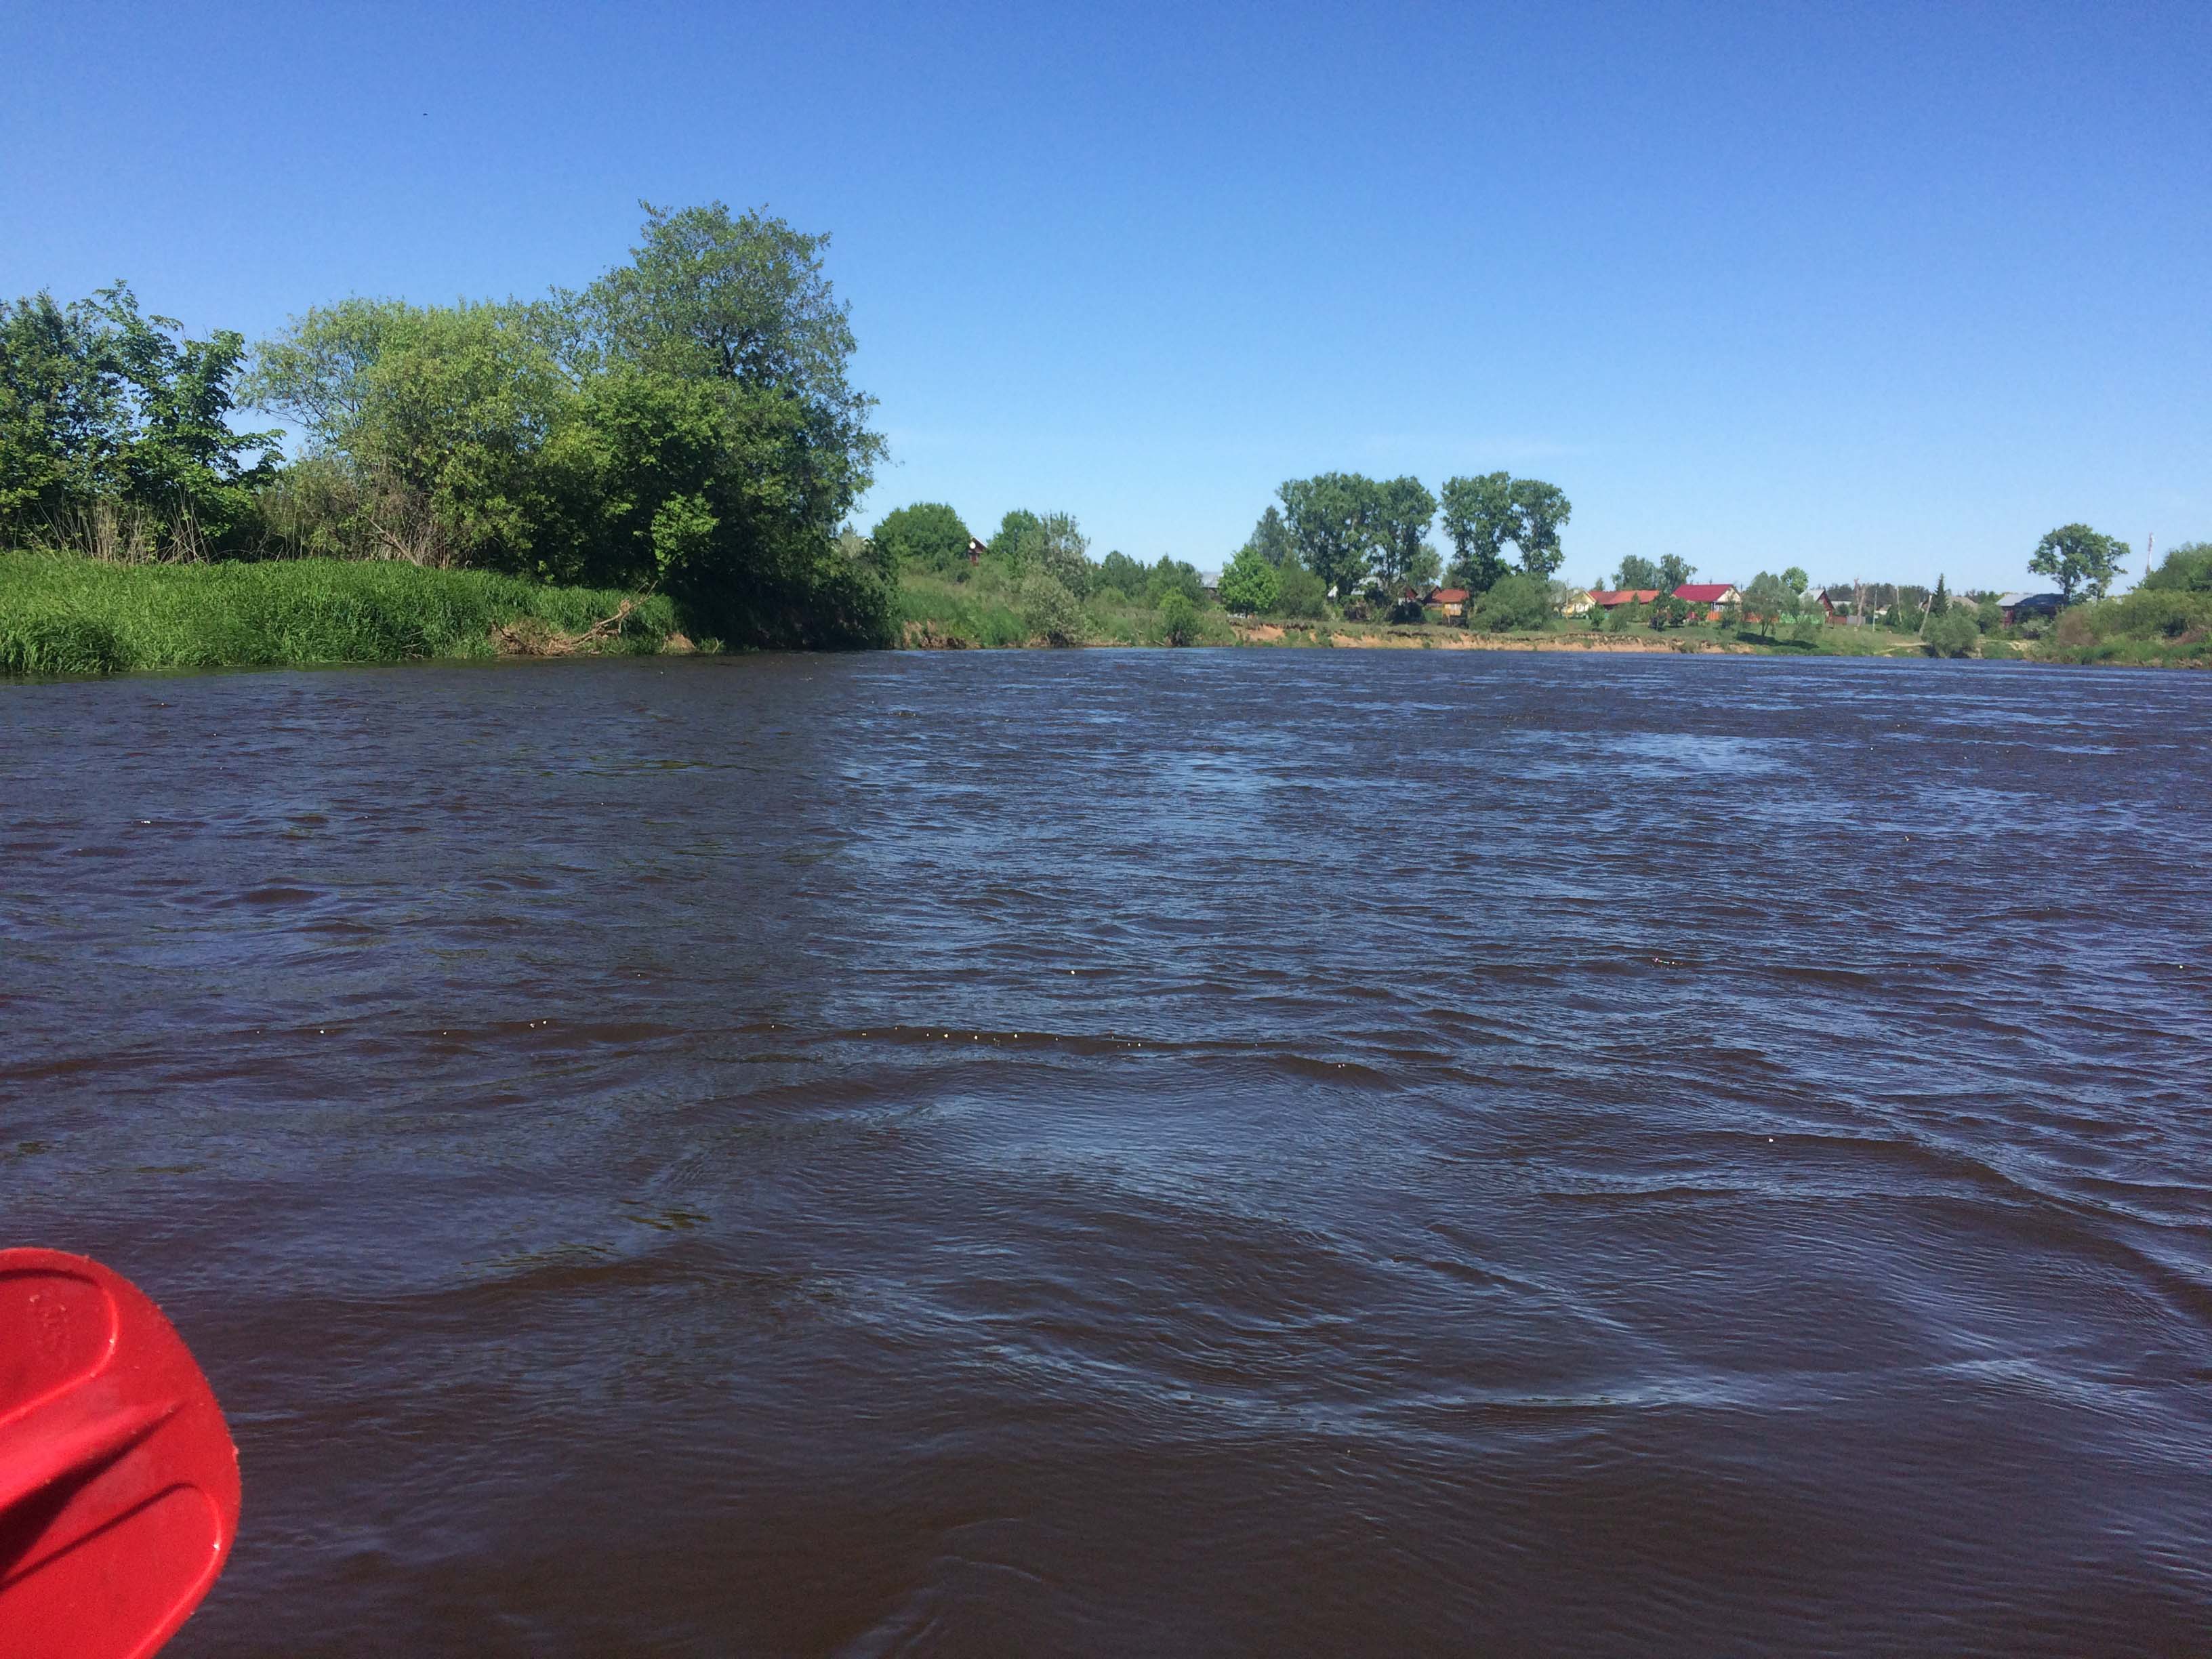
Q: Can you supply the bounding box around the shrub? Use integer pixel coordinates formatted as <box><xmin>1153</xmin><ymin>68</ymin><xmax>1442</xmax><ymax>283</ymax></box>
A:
<box><xmin>2112</xmin><ymin>588</ymin><xmax>2212</xmax><ymax>640</ymax></box>
<box><xmin>2053</xmin><ymin>607</ymin><xmax>2101</xmax><ymax>649</ymax></box>
<box><xmin>1017</xmin><ymin>573</ymin><xmax>1086</xmax><ymax>645</ymax></box>
<box><xmin>1270</xmin><ymin>562</ymin><xmax>1326</xmax><ymax>618</ymax></box>
<box><xmin>1470</xmin><ymin>573</ymin><xmax>1553</xmax><ymax>631</ymax></box>
<box><xmin>1923</xmin><ymin>611</ymin><xmax>1980</xmax><ymax>658</ymax></box>
<box><xmin>1980</xmin><ymin>636</ymin><xmax>2019</xmax><ymax>660</ymax></box>
<box><xmin>1157</xmin><ymin>590</ymin><xmax>1200</xmax><ymax>646</ymax></box>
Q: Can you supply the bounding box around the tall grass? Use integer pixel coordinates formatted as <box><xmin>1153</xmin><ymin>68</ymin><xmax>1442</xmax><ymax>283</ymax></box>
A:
<box><xmin>0</xmin><ymin>551</ymin><xmax>682</xmax><ymax>676</ymax></box>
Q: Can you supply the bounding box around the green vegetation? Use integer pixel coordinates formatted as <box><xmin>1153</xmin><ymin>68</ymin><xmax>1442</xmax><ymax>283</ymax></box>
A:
<box><xmin>0</xmin><ymin>550</ymin><xmax>681</xmax><ymax>676</ymax></box>
<box><xmin>2033</xmin><ymin>540</ymin><xmax>2212</xmax><ymax>665</ymax></box>
<box><xmin>2029</xmin><ymin>523</ymin><xmax>2129</xmax><ymax>604</ymax></box>
<box><xmin>869</xmin><ymin>501</ymin><xmax>970</xmax><ymax>575</ymax></box>
<box><xmin>5</xmin><ymin>235</ymin><xmax>2200</xmax><ymax>676</ymax></box>
<box><xmin>3</xmin><ymin>201</ymin><xmax>893</xmax><ymax>670</ymax></box>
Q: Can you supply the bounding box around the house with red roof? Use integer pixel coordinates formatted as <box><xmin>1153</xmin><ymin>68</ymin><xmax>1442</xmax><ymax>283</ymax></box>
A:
<box><xmin>1424</xmin><ymin>586</ymin><xmax>1469</xmax><ymax>620</ymax></box>
<box><xmin>1586</xmin><ymin>588</ymin><xmax>1660</xmax><ymax>611</ymax></box>
<box><xmin>1673</xmin><ymin>582</ymin><xmax>1740</xmax><ymax>620</ymax></box>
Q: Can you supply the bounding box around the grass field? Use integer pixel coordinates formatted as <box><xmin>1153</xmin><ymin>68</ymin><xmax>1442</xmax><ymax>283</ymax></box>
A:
<box><xmin>0</xmin><ymin>552</ymin><xmax>686</xmax><ymax>676</ymax></box>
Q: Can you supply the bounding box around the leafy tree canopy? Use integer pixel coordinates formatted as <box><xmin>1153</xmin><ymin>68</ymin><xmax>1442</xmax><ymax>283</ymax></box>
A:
<box><xmin>1217</xmin><ymin>543</ymin><xmax>1280</xmax><ymax>614</ymax></box>
<box><xmin>987</xmin><ymin>508</ymin><xmax>1041</xmax><ymax>569</ymax></box>
<box><xmin>1657</xmin><ymin>553</ymin><xmax>1696</xmax><ymax>591</ymax></box>
<box><xmin>872</xmin><ymin>501</ymin><xmax>970</xmax><ymax>574</ymax></box>
<box><xmin>1278</xmin><ymin>472</ymin><xmax>1386</xmax><ymax>599</ymax></box>
<box><xmin>1096</xmin><ymin>549</ymin><xmax>1148</xmax><ymax>598</ymax></box>
<box><xmin>1612</xmin><ymin>554</ymin><xmax>1662</xmax><ymax>591</ymax></box>
<box><xmin>1145</xmin><ymin>555</ymin><xmax>1204</xmax><ymax>608</ymax></box>
<box><xmin>1509</xmin><ymin>478</ymin><xmax>1571</xmax><ymax>579</ymax></box>
<box><xmin>2142</xmin><ymin>540</ymin><xmax>2212</xmax><ymax>594</ymax></box>
<box><xmin>1</xmin><ymin>283</ymin><xmax>276</xmax><ymax>554</ymax></box>
<box><xmin>242</xmin><ymin>203</ymin><xmax>891</xmax><ymax>645</ymax></box>
<box><xmin>1439</xmin><ymin>472</ymin><xmax>1515</xmax><ymax>594</ymax></box>
<box><xmin>1005</xmin><ymin>510</ymin><xmax>1092</xmax><ymax>594</ymax></box>
<box><xmin>1243</xmin><ymin>504</ymin><xmax>1294</xmax><ymax>569</ymax></box>
<box><xmin>1372</xmin><ymin>475</ymin><xmax>1437</xmax><ymax>592</ymax></box>
<box><xmin>2030</xmin><ymin>523</ymin><xmax>2129</xmax><ymax>603</ymax></box>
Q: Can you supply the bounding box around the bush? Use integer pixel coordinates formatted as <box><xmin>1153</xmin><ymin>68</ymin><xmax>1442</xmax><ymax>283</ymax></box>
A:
<box><xmin>1156</xmin><ymin>590</ymin><xmax>1200</xmax><ymax>646</ymax></box>
<box><xmin>1017</xmin><ymin>573</ymin><xmax>1086</xmax><ymax>646</ymax></box>
<box><xmin>2112</xmin><ymin>588</ymin><xmax>2212</xmax><ymax>640</ymax></box>
<box><xmin>1470</xmin><ymin>573</ymin><xmax>1553</xmax><ymax>631</ymax></box>
<box><xmin>2053</xmin><ymin>607</ymin><xmax>2101</xmax><ymax>649</ymax></box>
<box><xmin>1923</xmin><ymin>611</ymin><xmax>1980</xmax><ymax>658</ymax></box>
<box><xmin>1980</xmin><ymin>636</ymin><xmax>2019</xmax><ymax>660</ymax></box>
<box><xmin>1270</xmin><ymin>562</ymin><xmax>1326</xmax><ymax>618</ymax></box>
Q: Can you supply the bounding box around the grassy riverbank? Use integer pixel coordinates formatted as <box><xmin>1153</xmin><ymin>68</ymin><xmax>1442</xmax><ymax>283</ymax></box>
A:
<box><xmin>0</xmin><ymin>551</ymin><xmax>687</xmax><ymax>676</ymax></box>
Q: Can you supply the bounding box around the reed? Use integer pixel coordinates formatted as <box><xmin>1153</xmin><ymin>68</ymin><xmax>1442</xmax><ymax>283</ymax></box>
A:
<box><xmin>0</xmin><ymin>551</ymin><xmax>684</xmax><ymax>676</ymax></box>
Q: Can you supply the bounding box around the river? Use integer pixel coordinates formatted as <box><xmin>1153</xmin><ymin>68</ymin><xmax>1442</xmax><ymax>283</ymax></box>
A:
<box><xmin>5</xmin><ymin>649</ymin><xmax>2209</xmax><ymax>1656</ymax></box>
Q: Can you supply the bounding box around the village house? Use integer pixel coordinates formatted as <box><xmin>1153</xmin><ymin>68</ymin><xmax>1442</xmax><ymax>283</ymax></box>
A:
<box><xmin>1816</xmin><ymin>588</ymin><xmax>1858</xmax><ymax>624</ymax></box>
<box><xmin>1425</xmin><ymin>587</ymin><xmax>1469</xmax><ymax>620</ymax></box>
<box><xmin>1672</xmin><ymin>582</ymin><xmax>1740</xmax><ymax>620</ymax></box>
<box><xmin>1999</xmin><ymin>592</ymin><xmax>2065</xmax><ymax>626</ymax></box>
<box><xmin>1586</xmin><ymin>588</ymin><xmax>1660</xmax><ymax>611</ymax></box>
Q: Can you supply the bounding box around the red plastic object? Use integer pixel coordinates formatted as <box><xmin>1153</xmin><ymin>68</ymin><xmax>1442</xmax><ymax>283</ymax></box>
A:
<box><xmin>0</xmin><ymin>1249</ymin><xmax>239</xmax><ymax>1659</ymax></box>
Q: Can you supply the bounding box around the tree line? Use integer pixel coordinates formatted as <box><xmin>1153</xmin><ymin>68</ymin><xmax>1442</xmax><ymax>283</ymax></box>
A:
<box><xmin>1219</xmin><ymin>470</ymin><xmax>1573</xmax><ymax>622</ymax></box>
<box><xmin>0</xmin><ymin>203</ymin><xmax>895</xmax><ymax>647</ymax></box>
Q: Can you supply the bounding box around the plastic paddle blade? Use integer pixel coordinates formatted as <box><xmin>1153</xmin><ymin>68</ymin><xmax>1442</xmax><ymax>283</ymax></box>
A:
<box><xmin>0</xmin><ymin>1249</ymin><xmax>241</xmax><ymax>1659</ymax></box>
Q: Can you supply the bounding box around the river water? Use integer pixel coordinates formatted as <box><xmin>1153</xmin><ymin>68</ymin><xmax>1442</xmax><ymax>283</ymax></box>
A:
<box><xmin>4</xmin><ymin>649</ymin><xmax>2210</xmax><ymax>1656</ymax></box>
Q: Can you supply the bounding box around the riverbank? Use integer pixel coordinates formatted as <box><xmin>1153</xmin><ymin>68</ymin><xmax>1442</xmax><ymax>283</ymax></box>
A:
<box><xmin>0</xmin><ymin>551</ymin><xmax>690</xmax><ymax>675</ymax></box>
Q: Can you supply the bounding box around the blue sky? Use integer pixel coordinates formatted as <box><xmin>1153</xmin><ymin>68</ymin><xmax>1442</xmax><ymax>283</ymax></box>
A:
<box><xmin>3</xmin><ymin>1</ymin><xmax>2203</xmax><ymax>591</ymax></box>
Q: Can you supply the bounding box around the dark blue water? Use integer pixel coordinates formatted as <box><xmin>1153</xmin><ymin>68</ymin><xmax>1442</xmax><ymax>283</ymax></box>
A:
<box><xmin>4</xmin><ymin>649</ymin><xmax>2209</xmax><ymax>1655</ymax></box>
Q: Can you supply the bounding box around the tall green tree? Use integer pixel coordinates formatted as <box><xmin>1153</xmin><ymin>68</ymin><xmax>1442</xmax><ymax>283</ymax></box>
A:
<box><xmin>1612</xmin><ymin>554</ymin><xmax>1662</xmax><ymax>590</ymax></box>
<box><xmin>2</xmin><ymin>283</ymin><xmax>275</xmax><ymax>554</ymax></box>
<box><xmin>987</xmin><ymin>508</ymin><xmax>1041</xmax><ymax>568</ymax></box>
<box><xmin>1244</xmin><ymin>504</ymin><xmax>1294</xmax><ymax>568</ymax></box>
<box><xmin>1740</xmin><ymin>571</ymin><xmax>1793</xmax><ymax>638</ymax></box>
<box><xmin>1278</xmin><ymin>472</ymin><xmax>1385</xmax><ymax>598</ymax></box>
<box><xmin>1439</xmin><ymin>472</ymin><xmax>1515</xmax><ymax>593</ymax></box>
<box><xmin>1509</xmin><ymin>478</ymin><xmax>1572</xmax><ymax>578</ymax></box>
<box><xmin>870</xmin><ymin>501</ymin><xmax>970</xmax><ymax>574</ymax></box>
<box><xmin>2141</xmin><ymin>540</ymin><xmax>2212</xmax><ymax>593</ymax></box>
<box><xmin>1218</xmin><ymin>542</ymin><xmax>1280</xmax><ymax>613</ymax></box>
<box><xmin>1006</xmin><ymin>511</ymin><xmax>1092</xmax><ymax>593</ymax></box>
<box><xmin>1096</xmin><ymin>549</ymin><xmax>1147</xmax><ymax>598</ymax></box>
<box><xmin>247</xmin><ymin>203</ymin><xmax>893</xmax><ymax>644</ymax></box>
<box><xmin>1657</xmin><ymin>553</ymin><xmax>1696</xmax><ymax>591</ymax></box>
<box><xmin>1372</xmin><ymin>475</ymin><xmax>1437</xmax><ymax>592</ymax></box>
<box><xmin>2029</xmin><ymin>523</ymin><xmax>2129</xmax><ymax>602</ymax></box>
<box><xmin>1928</xmin><ymin>573</ymin><xmax>1951</xmax><ymax>617</ymax></box>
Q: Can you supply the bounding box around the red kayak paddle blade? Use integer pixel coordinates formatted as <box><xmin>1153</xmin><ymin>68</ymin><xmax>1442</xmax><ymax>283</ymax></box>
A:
<box><xmin>0</xmin><ymin>1249</ymin><xmax>241</xmax><ymax>1659</ymax></box>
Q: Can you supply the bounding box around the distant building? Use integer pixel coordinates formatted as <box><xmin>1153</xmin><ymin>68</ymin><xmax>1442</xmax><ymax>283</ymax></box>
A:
<box><xmin>1815</xmin><ymin>588</ymin><xmax>1858</xmax><ymax>624</ymax></box>
<box><xmin>1559</xmin><ymin>589</ymin><xmax>1595</xmax><ymax>616</ymax></box>
<box><xmin>1587</xmin><ymin>588</ymin><xmax>1660</xmax><ymax>610</ymax></box>
<box><xmin>1673</xmin><ymin>583</ymin><xmax>1740</xmax><ymax>621</ymax></box>
<box><xmin>1425</xmin><ymin>586</ymin><xmax>1469</xmax><ymax>619</ymax></box>
<box><xmin>1999</xmin><ymin>592</ymin><xmax>2064</xmax><ymax>626</ymax></box>
<box><xmin>966</xmin><ymin>537</ymin><xmax>987</xmax><ymax>564</ymax></box>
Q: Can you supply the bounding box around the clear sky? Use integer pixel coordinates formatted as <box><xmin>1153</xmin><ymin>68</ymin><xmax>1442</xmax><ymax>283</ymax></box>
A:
<box><xmin>3</xmin><ymin>1</ymin><xmax>2203</xmax><ymax>592</ymax></box>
